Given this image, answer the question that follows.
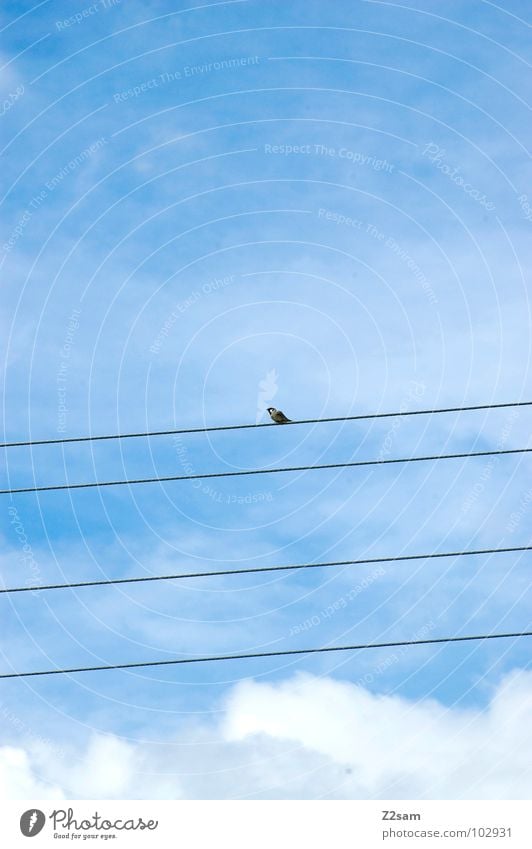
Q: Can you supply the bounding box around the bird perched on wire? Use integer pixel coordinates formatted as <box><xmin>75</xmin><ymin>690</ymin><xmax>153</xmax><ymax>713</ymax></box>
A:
<box><xmin>267</xmin><ymin>407</ymin><xmax>292</xmax><ymax>424</ymax></box>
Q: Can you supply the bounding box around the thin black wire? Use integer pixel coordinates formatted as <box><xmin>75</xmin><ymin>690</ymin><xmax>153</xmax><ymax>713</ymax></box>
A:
<box><xmin>2</xmin><ymin>446</ymin><xmax>531</xmax><ymax>496</ymax></box>
<box><xmin>2</xmin><ymin>399</ymin><xmax>531</xmax><ymax>449</ymax></box>
<box><xmin>2</xmin><ymin>543</ymin><xmax>531</xmax><ymax>595</ymax></box>
<box><xmin>1</xmin><ymin>631</ymin><xmax>530</xmax><ymax>679</ymax></box>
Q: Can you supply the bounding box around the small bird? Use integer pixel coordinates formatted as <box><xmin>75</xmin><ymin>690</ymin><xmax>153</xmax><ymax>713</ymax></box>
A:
<box><xmin>267</xmin><ymin>407</ymin><xmax>292</xmax><ymax>424</ymax></box>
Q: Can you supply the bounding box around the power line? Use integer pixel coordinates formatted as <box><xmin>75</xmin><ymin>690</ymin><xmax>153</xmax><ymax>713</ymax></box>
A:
<box><xmin>2</xmin><ymin>399</ymin><xmax>531</xmax><ymax>449</ymax></box>
<box><xmin>2</xmin><ymin>446</ymin><xmax>531</xmax><ymax>496</ymax></box>
<box><xmin>0</xmin><ymin>631</ymin><xmax>530</xmax><ymax>679</ymax></box>
<box><xmin>2</xmin><ymin>543</ymin><xmax>531</xmax><ymax>596</ymax></box>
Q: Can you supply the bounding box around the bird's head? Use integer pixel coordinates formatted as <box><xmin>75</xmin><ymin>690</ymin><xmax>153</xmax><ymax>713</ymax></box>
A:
<box><xmin>267</xmin><ymin>407</ymin><xmax>275</xmax><ymax>414</ymax></box>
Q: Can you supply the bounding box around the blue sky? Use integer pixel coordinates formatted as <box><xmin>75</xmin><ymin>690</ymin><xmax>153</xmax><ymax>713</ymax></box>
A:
<box><xmin>0</xmin><ymin>0</ymin><xmax>531</xmax><ymax>799</ymax></box>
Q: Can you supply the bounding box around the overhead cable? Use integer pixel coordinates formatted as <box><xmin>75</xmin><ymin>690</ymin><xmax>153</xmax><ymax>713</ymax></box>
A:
<box><xmin>1</xmin><ymin>631</ymin><xmax>530</xmax><ymax>679</ymax></box>
<box><xmin>2</xmin><ymin>446</ymin><xmax>531</xmax><ymax>496</ymax></box>
<box><xmin>1</xmin><ymin>543</ymin><xmax>530</xmax><ymax>595</ymax></box>
<box><xmin>2</xmin><ymin>399</ymin><xmax>530</xmax><ymax>449</ymax></box>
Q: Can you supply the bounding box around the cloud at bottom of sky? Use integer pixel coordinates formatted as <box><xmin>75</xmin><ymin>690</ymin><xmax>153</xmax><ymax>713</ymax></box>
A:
<box><xmin>1</xmin><ymin>668</ymin><xmax>531</xmax><ymax>800</ymax></box>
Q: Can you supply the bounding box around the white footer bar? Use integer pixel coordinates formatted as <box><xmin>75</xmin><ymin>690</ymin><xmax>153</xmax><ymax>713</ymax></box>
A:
<box><xmin>3</xmin><ymin>800</ymin><xmax>531</xmax><ymax>848</ymax></box>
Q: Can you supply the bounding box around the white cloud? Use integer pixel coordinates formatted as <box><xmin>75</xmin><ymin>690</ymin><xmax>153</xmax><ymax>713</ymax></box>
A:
<box><xmin>2</xmin><ymin>669</ymin><xmax>531</xmax><ymax>800</ymax></box>
<box><xmin>0</xmin><ymin>747</ymin><xmax>64</xmax><ymax>800</ymax></box>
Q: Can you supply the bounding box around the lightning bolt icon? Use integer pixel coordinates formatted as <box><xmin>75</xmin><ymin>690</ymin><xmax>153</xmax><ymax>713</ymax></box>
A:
<box><xmin>28</xmin><ymin>811</ymin><xmax>38</xmax><ymax>833</ymax></box>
